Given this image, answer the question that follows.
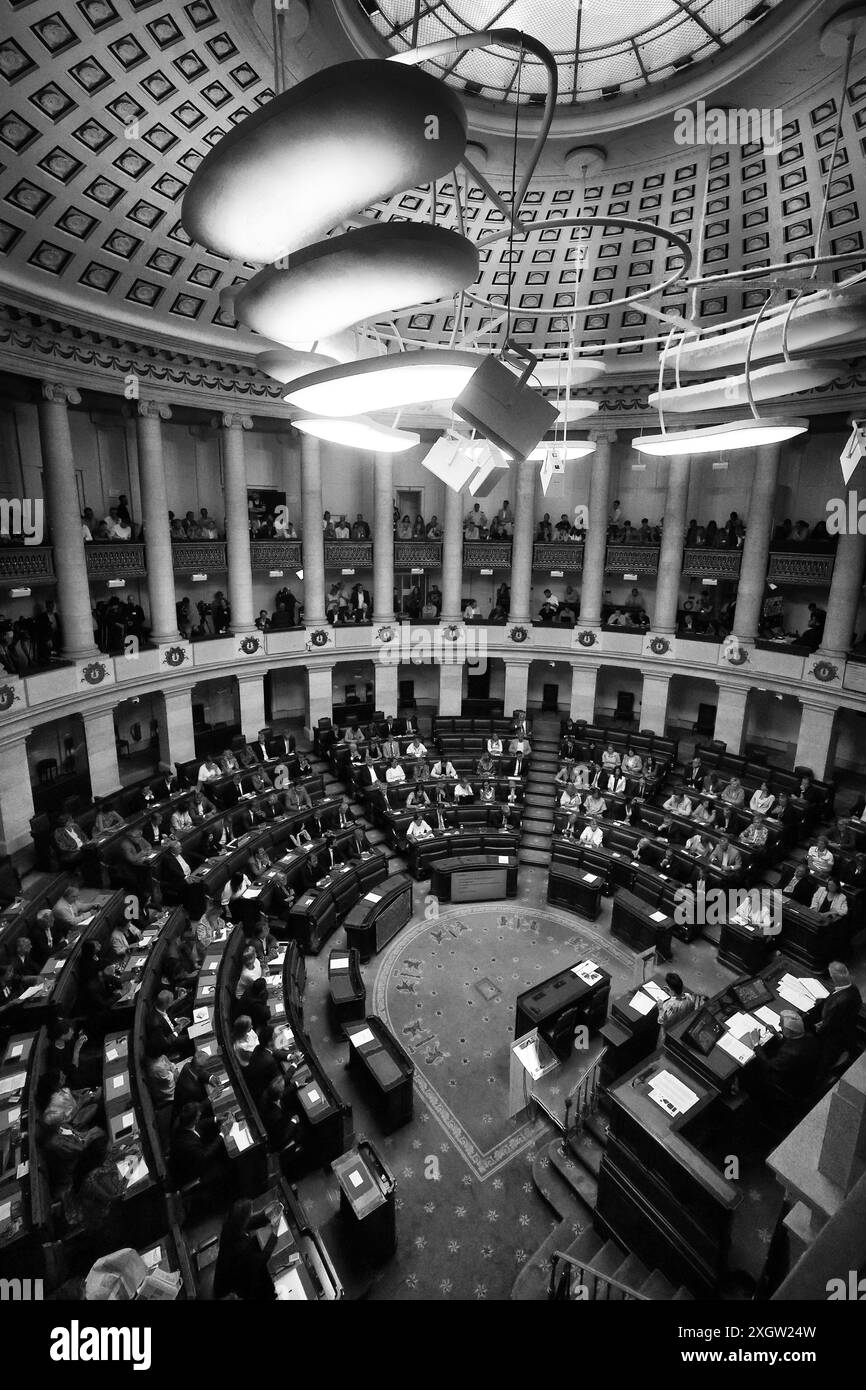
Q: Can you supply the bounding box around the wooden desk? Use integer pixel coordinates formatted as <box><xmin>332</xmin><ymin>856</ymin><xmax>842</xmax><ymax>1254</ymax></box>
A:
<box><xmin>514</xmin><ymin>961</ymin><xmax>611</xmax><ymax>1058</ymax></box>
<box><xmin>610</xmin><ymin>887</ymin><xmax>674</xmax><ymax>960</ymax></box>
<box><xmin>344</xmin><ymin>1016</ymin><xmax>414</xmax><ymax>1132</ymax></box>
<box><xmin>343</xmin><ymin>874</ymin><xmax>413</xmax><ymax>960</ymax></box>
<box><xmin>429</xmin><ymin>853</ymin><xmax>518</xmax><ymax>903</ymax></box>
<box><xmin>546</xmin><ymin>860</ymin><xmax>604</xmax><ymax>919</ymax></box>
<box><xmin>598</xmin><ymin>1055</ymin><xmax>740</xmax><ymax>1298</ymax></box>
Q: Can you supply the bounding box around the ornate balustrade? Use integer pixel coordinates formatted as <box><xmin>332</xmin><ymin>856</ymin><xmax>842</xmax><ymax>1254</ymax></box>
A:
<box><xmin>532</xmin><ymin>542</ymin><xmax>584</xmax><ymax>571</ymax></box>
<box><xmin>85</xmin><ymin>542</ymin><xmax>147</xmax><ymax>579</ymax></box>
<box><xmin>767</xmin><ymin>551</ymin><xmax>835</xmax><ymax>586</ymax></box>
<box><xmin>681</xmin><ymin>547</ymin><xmax>742</xmax><ymax>579</ymax></box>
<box><xmin>463</xmin><ymin>540</ymin><xmax>512</xmax><ymax>569</ymax></box>
<box><xmin>604</xmin><ymin>545</ymin><xmax>660</xmax><ymax>576</ymax></box>
<box><xmin>170</xmin><ymin>541</ymin><xmax>228</xmax><ymax>574</ymax></box>
<box><xmin>393</xmin><ymin>539</ymin><xmax>442</xmax><ymax>570</ymax></box>
<box><xmin>324</xmin><ymin>539</ymin><xmax>373</xmax><ymax>568</ymax></box>
<box><xmin>250</xmin><ymin>540</ymin><xmax>302</xmax><ymax>572</ymax></box>
<box><xmin>0</xmin><ymin>546</ymin><xmax>55</xmax><ymax>583</ymax></box>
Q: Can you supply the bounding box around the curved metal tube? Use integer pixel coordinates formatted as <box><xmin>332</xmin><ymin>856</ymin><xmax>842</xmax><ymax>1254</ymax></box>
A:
<box><xmin>388</xmin><ymin>28</ymin><xmax>558</xmax><ymax>219</ymax></box>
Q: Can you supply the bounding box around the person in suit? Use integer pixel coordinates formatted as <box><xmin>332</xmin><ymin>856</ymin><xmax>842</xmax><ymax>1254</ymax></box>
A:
<box><xmin>233</xmin><ymin>804</ymin><xmax>264</xmax><ymax>838</ymax></box>
<box><xmin>170</xmin><ymin>1101</ymin><xmax>230</xmax><ymax>1187</ymax></box>
<box><xmin>351</xmin><ymin>823</ymin><xmax>372</xmax><ymax>857</ymax></box>
<box><xmin>30</xmin><ymin>908</ymin><xmax>57</xmax><ymax>968</ymax></box>
<box><xmin>843</xmin><ymin>852</ymin><xmax>866</xmax><ymax>888</ymax></box>
<box><xmin>161</xmin><ymin>837</ymin><xmax>199</xmax><ymax>903</ymax></box>
<box><xmin>684</xmin><ymin>756</ymin><xmax>704</xmax><ymax>789</ymax></box>
<box><xmin>780</xmin><ymin>863</ymin><xmax>814</xmax><ymax>904</ymax></box>
<box><xmin>816</xmin><ymin>962</ymin><xmax>862</xmax><ymax>1066</ymax></box>
<box><xmin>245</xmin><ymin>1022</ymin><xmax>283</xmax><ymax>1103</ymax></box>
<box><xmin>53</xmin><ymin>814</ymin><xmax>88</xmax><ymax>867</ymax></box>
<box><xmin>213</xmin><ymin>1198</ymin><xmax>279</xmax><ymax>1301</ymax></box>
<box><xmin>748</xmin><ymin>1011</ymin><xmax>821</xmax><ymax>1097</ymax></box>
<box><xmin>147</xmin><ymin>989</ymin><xmax>191</xmax><ymax>1061</ymax></box>
<box><xmin>655</xmin><ymin>815</ymin><xmax>682</xmax><ymax>844</ymax></box>
<box><xmin>796</xmin><ymin>775</ymin><xmax>820</xmax><ymax>806</ymax></box>
<box><xmin>10</xmin><ymin>936</ymin><xmax>41</xmax><ymax>991</ymax></box>
<box><xmin>173</xmin><ymin>1049</ymin><xmax>216</xmax><ymax>1116</ymax></box>
<box><xmin>154</xmin><ymin>767</ymin><xmax>179</xmax><ymax>800</ymax></box>
<box><xmin>282</xmin><ymin>782</ymin><xmax>311</xmax><ymax>812</ymax></box>
<box><xmin>142</xmin><ymin>811</ymin><xmax>168</xmax><ymax>847</ymax></box>
<box><xmin>710</xmin><ymin>835</ymin><xmax>742</xmax><ymax>871</ymax></box>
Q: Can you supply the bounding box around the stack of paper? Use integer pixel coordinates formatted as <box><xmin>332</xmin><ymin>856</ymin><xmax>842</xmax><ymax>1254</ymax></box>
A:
<box><xmin>777</xmin><ymin>974</ymin><xmax>820</xmax><ymax>1012</ymax></box>
<box><xmin>643</xmin><ymin>981</ymin><xmax>669</xmax><ymax>1003</ymax></box>
<box><xmin>755</xmin><ymin>1005</ymin><xmax>782</xmax><ymax>1032</ymax></box>
<box><xmin>717</xmin><ymin>1033</ymin><xmax>755</xmax><ymax>1065</ymax></box>
<box><xmin>726</xmin><ymin>1011</ymin><xmax>771</xmax><ymax>1045</ymax></box>
<box><xmin>648</xmin><ymin>1070</ymin><xmax>699</xmax><ymax>1115</ymax></box>
<box><xmin>572</xmin><ymin>960</ymin><xmax>602</xmax><ymax>985</ymax></box>
<box><xmin>350</xmin><ymin>1027</ymin><xmax>376</xmax><ymax>1047</ymax></box>
<box><xmin>630</xmin><ymin>991</ymin><xmax>656</xmax><ymax>1016</ymax></box>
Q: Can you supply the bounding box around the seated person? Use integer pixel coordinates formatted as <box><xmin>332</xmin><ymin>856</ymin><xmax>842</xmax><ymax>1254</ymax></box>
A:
<box><xmin>52</xmin><ymin>884</ymin><xmax>88</xmax><ymax>937</ymax></box>
<box><xmin>146</xmin><ymin>989</ymin><xmax>191</xmax><ymax>1061</ymax></box>
<box><xmin>282</xmin><ymin>782</ymin><xmax>312</xmax><ymax>812</ymax></box>
<box><xmin>406</xmin><ymin>811</ymin><xmax>433</xmax><ymax>842</ymax></box>
<box><xmin>664</xmin><ymin>790</ymin><xmax>693</xmax><ymax>816</ymax></box>
<box><xmin>601</xmin><ymin>745</ymin><xmax>621</xmax><ymax>772</ymax></box>
<box><xmin>780</xmin><ymin>862</ymin><xmax>814</xmax><ymax>903</ymax></box>
<box><xmin>559</xmin><ymin>783</ymin><xmax>582</xmax><ymax>811</ymax></box>
<box><xmin>811</xmin><ymin>876</ymin><xmax>848</xmax><ymax>918</ymax></box>
<box><xmin>144</xmin><ymin>1037</ymin><xmax>179</xmax><ymax>1108</ymax></box>
<box><xmin>654</xmin><ymin>814</ymin><xmax>681</xmax><ymax>843</ymax></box>
<box><xmin>750</xmin><ymin>781</ymin><xmax>776</xmax><ymax>815</ymax></box>
<box><xmin>171</xmin><ymin>800</ymin><xmax>194</xmax><ymax>834</ymax></box>
<box><xmin>745</xmin><ymin>1010</ymin><xmax>821</xmax><ymax>1097</ymax></box>
<box><xmin>721</xmin><ymin>777</ymin><xmax>745</xmax><ymax>807</ymax></box>
<box><xmin>477</xmin><ymin>750</ymin><xmax>495</xmax><ymax>777</ymax></box>
<box><xmin>584</xmin><ymin>789</ymin><xmax>607</xmax><ymax>818</ymax></box>
<box><xmin>53</xmin><ymin>814</ymin><xmax>88</xmax><ymax>866</ymax></box>
<box><xmin>405</xmin><ymin>736</ymin><xmax>427</xmax><ymax>760</ymax></box>
<box><xmin>657</xmin><ymin>973</ymin><xmax>700</xmax><ymax>1031</ymax></box>
<box><xmin>740</xmin><ymin>813</ymin><xmax>769</xmax><ymax>848</ymax></box>
<box><xmin>478</xmin><ymin>779</ymin><xmax>495</xmax><ymax>803</ymax></box>
<box><xmin>684</xmin><ymin>832</ymin><xmax>711</xmax><ymax>858</ymax></box>
<box><xmin>454</xmin><ymin>776</ymin><xmax>474</xmax><ymax>803</ymax></box>
<box><xmin>9</xmin><ymin>936</ymin><xmax>41</xmax><ymax>991</ymax></box>
<box><xmin>692</xmin><ymin>798</ymin><xmax>716</xmax><ymax>826</ymax></box>
<box><xmin>621</xmin><ymin>750</ymin><xmax>643</xmax><ymax>777</ymax></box>
<box><xmin>231</xmin><ymin>1014</ymin><xmax>258</xmax><ymax>1069</ymax></box>
<box><xmin>170</xmin><ymin>1101</ymin><xmax>230</xmax><ymax>1186</ymax></box>
<box><xmin>683</xmin><ymin>756</ymin><xmax>704</xmax><ymax>789</ymax></box>
<box><xmin>189</xmin><ymin>790</ymin><xmax>216</xmax><ymax>822</ymax></box>
<box><xmin>555</xmin><ymin>759</ymin><xmax>576</xmax><ymax>787</ymax></box>
<box><xmin>709</xmin><ymin>835</ymin><xmax>742</xmax><ymax>871</ymax></box>
<box><xmin>431</xmin><ymin>757</ymin><xmax>457</xmax><ymax>779</ymax></box>
<box><xmin>197</xmin><ymin>756</ymin><xmax>222</xmax><ymax>785</ymax></box>
<box><xmin>702</xmin><ymin>772</ymin><xmax>722</xmax><ymax>797</ymax></box>
<box><xmin>406</xmin><ymin>785</ymin><xmax>431</xmax><ymax>808</ymax></box>
<box><xmin>91</xmin><ymin>800</ymin><xmax>125</xmax><ymax>837</ymax></box>
<box><xmin>487</xmin><ymin>735</ymin><xmax>503</xmax><ymax>756</ymax></box>
<box><xmin>579</xmin><ymin>817</ymin><xmax>603</xmax><ymax>847</ymax></box>
<box><xmin>385</xmin><ymin>758</ymin><xmax>406</xmax><ymax>785</ymax></box>
<box><xmin>806</xmin><ymin>837</ymin><xmax>834</xmax><ymax>877</ymax></box>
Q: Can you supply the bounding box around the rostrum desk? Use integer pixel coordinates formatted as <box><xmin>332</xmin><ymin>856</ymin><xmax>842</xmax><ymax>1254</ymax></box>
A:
<box><xmin>429</xmin><ymin>853</ymin><xmax>518</xmax><ymax>903</ymax></box>
<box><xmin>344</xmin><ymin>1017</ymin><xmax>414</xmax><ymax>1132</ymax></box>
<box><xmin>343</xmin><ymin>873</ymin><xmax>414</xmax><ymax>960</ymax></box>
<box><xmin>546</xmin><ymin>859</ymin><xmax>604</xmax><ymax>919</ymax></box>
<box><xmin>610</xmin><ymin>887</ymin><xmax>674</xmax><ymax>960</ymax></box>
<box><xmin>514</xmin><ymin>961</ymin><xmax>611</xmax><ymax>1059</ymax></box>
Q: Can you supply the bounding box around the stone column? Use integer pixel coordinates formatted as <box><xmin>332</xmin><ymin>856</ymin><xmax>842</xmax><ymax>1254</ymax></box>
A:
<box><xmin>819</xmin><ymin>532</ymin><xmax>866</xmax><ymax>658</ymax></box>
<box><xmin>375</xmin><ymin>660</ymin><xmax>399</xmax><ymax>717</ymax></box>
<box><xmin>438</xmin><ymin>663</ymin><xmax>463</xmax><ymax>716</ymax></box>
<box><xmin>299</xmin><ymin>435</ymin><xmax>326</xmax><ymax>627</ymax></box>
<box><xmin>569</xmin><ymin>663</ymin><xmax>599</xmax><ymax>722</ymax></box>
<box><xmin>503</xmin><ymin>658</ymin><xmax>531</xmax><ymax>719</ymax></box>
<box><xmin>795</xmin><ymin>701</ymin><xmax>836</xmax><ymax>780</ymax></box>
<box><xmin>580</xmin><ymin>429</ymin><xmax>618</xmax><ymax>628</ymax></box>
<box><xmin>306</xmin><ymin>663</ymin><xmax>333</xmax><ymax>734</ymax></box>
<box><xmin>652</xmin><ymin>455</ymin><xmax>690</xmax><ymax>633</ymax></box>
<box><xmin>734</xmin><ymin>443</ymin><xmax>780</xmax><ymax>643</ymax></box>
<box><xmin>220</xmin><ymin>412</ymin><xmax>256</xmax><ymax>635</ymax></box>
<box><xmin>155</xmin><ymin>687</ymin><xmax>196</xmax><ymax>767</ymax></box>
<box><xmin>0</xmin><ymin>734</ymin><xmax>36</xmax><ymax>856</ymax></box>
<box><xmin>640</xmin><ymin>673</ymin><xmax>671</xmax><ymax>736</ymax></box>
<box><xmin>440</xmin><ymin>483</ymin><xmax>464</xmax><ymax>623</ymax></box>
<box><xmin>237</xmin><ymin>672</ymin><xmax>265</xmax><ymax>740</ymax></box>
<box><xmin>136</xmin><ymin>400</ymin><xmax>179</xmax><ymax>644</ymax></box>
<box><xmin>509</xmin><ymin>455</ymin><xmax>537</xmax><ymax>624</ymax></box>
<box><xmin>38</xmin><ymin>382</ymin><xmax>98</xmax><ymax>658</ymax></box>
<box><xmin>373</xmin><ymin>452</ymin><xmax>395</xmax><ymax>623</ymax></box>
<box><xmin>714</xmin><ymin>681</ymin><xmax>749</xmax><ymax>754</ymax></box>
<box><xmin>82</xmin><ymin>707</ymin><xmax>120</xmax><ymax>798</ymax></box>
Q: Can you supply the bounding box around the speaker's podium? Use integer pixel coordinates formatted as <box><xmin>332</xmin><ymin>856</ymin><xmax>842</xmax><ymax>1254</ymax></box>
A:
<box><xmin>508</xmin><ymin>1031</ymin><xmax>559</xmax><ymax>1119</ymax></box>
<box><xmin>331</xmin><ymin>1141</ymin><xmax>396</xmax><ymax>1263</ymax></box>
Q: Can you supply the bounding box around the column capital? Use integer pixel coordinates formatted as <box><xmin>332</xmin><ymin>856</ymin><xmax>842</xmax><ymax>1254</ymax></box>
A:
<box><xmin>41</xmin><ymin>381</ymin><xmax>81</xmax><ymax>407</ymax></box>
<box><xmin>219</xmin><ymin>412</ymin><xmax>254</xmax><ymax>431</ymax></box>
<box><xmin>588</xmin><ymin>426</ymin><xmax>618</xmax><ymax>445</ymax></box>
<box><xmin>137</xmin><ymin>399</ymin><xmax>172</xmax><ymax>422</ymax></box>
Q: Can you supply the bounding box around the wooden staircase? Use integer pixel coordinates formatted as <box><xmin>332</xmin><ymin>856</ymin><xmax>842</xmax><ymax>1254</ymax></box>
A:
<box><xmin>304</xmin><ymin>742</ymin><xmax>407</xmax><ymax>875</ymax></box>
<box><xmin>519</xmin><ymin>713</ymin><xmax>561</xmax><ymax>868</ymax></box>
<box><xmin>548</xmin><ymin>1227</ymin><xmax>694</xmax><ymax>1301</ymax></box>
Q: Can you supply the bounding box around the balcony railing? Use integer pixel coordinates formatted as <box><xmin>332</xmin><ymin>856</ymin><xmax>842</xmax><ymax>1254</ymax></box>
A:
<box><xmin>324</xmin><ymin>539</ymin><xmax>373</xmax><ymax>569</ymax></box>
<box><xmin>768</xmin><ymin>550</ymin><xmax>835</xmax><ymax>585</ymax></box>
<box><xmin>0</xmin><ymin>545</ymin><xmax>55</xmax><ymax>583</ymax></box>
<box><xmin>681</xmin><ymin>547</ymin><xmax>742</xmax><ymax>579</ymax></box>
<box><xmin>85</xmin><ymin>542</ymin><xmax>147</xmax><ymax>579</ymax></box>
<box><xmin>250</xmin><ymin>540</ymin><xmax>302</xmax><ymax>572</ymax></box>
<box><xmin>463</xmin><ymin>540</ymin><xmax>512</xmax><ymax>569</ymax></box>
<box><xmin>604</xmin><ymin>544</ymin><xmax>660</xmax><ymax>576</ymax></box>
<box><xmin>394</xmin><ymin>539</ymin><xmax>442</xmax><ymax>570</ymax></box>
<box><xmin>170</xmin><ymin>540</ymin><xmax>228</xmax><ymax>574</ymax></box>
<box><xmin>533</xmin><ymin>542</ymin><xmax>584</xmax><ymax>571</ymax></box>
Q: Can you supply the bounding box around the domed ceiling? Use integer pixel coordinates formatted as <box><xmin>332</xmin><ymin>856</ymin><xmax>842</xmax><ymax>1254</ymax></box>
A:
<box><xmin>355</xmin><ymin>0</ymin><xmax>787</xmax><ymax>107</ymax></box>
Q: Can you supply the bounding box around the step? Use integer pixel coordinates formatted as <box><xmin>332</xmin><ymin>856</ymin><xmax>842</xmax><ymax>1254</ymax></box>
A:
<box><xmin>520</xmin><ymin>849</ymin><xmax>551</xmax><ymax>867</ymax></box>
<box><xmin>673</xmin><ymin>1285</ymin><xmax>695</xmax><ymax>1300</ymax></box>
<box><xmin>567</xmin><ymin>1126</ymin><xmax>605</xmax><ymax>1179</ymax></box>
<box><xmin>532</xmin><ymin>1144</ymin><xmax>587</xmax><ymax>1223</ymax></box>
<box><xmin>639</xmin><ymin>1269</ymin><xmax>679</xmax><ymax>1300</ymax></box>
<box><xmin>611</xmin><ymin>1251</ymin><xmax>651</xmax><ymax>1293</ymax></box>
<box><xmin>566</xmin><ymin>1226</ymin><xmax>605</xmax><ymax>1267</ymax></box>
<box><xmin>547</xmin><ymin>1138</ymin><xmax>598</xmax><ymax>1209</ymax></box>
<box><xmin>521</xmin><ymin>833</ymin><xmax>554</xmax><ymax>852</ymax></box>
<box><xmin>511</xmin><ymin>1217</ymin><xmax>581</xmax><ymax>1301</ymax></box>
<box><xmin>590</xmin><ymin>1239</ymin><xmax>630</xmax><ymax>1281</ymax></box>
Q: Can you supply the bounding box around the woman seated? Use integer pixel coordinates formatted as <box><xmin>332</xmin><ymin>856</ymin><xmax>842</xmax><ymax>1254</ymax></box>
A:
<box><xmin>231</xmin><ymin>1014</ymin><xmax>258</xmax><ymax>1069</ymax></box>
<box><xmin>222</xmin><ymin>870</ymin><xmax>252</xmax><ymax>914</ymax></box>
<box><xmin>750</xmin><ymin>781</ymin><xmax>776</xmax><ymax>815</ymax></box>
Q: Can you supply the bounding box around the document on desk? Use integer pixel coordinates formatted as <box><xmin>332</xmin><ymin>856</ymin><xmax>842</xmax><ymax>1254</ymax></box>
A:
<box><xmin>572</xmin><ymin>960</ymin><xmax>602</xmax><ymax>985</ymax></box>
<box><xmin>17</xmin><ymin>984</ymin><xmax>45</xmax><ymax>1001</ymax></box>
<box><xmin>331</xmin><ymin>956</ymin><xmax>350</xmax><ymax>970</ymax></box>
<box><xmin>350</xmin><ymin>1027</ymin><xmax>376</xmax><ymax>1047</ymax></box>
<box><xmin>229</xmin><ymin>1121</ymin><xmax>252</xmax><ymax>1153</ymax></box>
<box><xmin>7</xmin><ymin>1043</ymin><xmax>23</xmax><ymax>1061</ymax></box>
<box><xmin>582</xmin><ymin>872</ymin><xmax>598</xmax><ymax>883</ymax></box>
<box><xmin>648</xmin><ymin>1070</ymin><xmax>699</xmax><ymax>1115</ymax></box>
<box><xmin>643</xmin><ymin>981</ymin><xmax>669</xmax><ymax>1003</ymax></box>
<box><xmin>777</xmin><ymin>976</ymin><xmax>818</xmax><ymax>1011</ymax></box>
<box><xmin>630</xmin><ymin>991</ymin><xmax>656</xmax><ymax>1016</ymax></box>
<box><xmin>188</xmin><ymin>1019</ymin><xmax>212</xmax><ymax>1039</ymax></box>
<box><xmin>275</xmin><ymin>1267</ymin><xmax>308</xmax><ymax>1301</ymax></box>
<box><xmin>193</xmin><ymin>1006</ymin><xmax>210</xmax><ymax>1025</ymax></box>
<box><xmin>0</xmin><ymin>1071</ymin><xmax>26</xmax><ymax>1097</ymax></box>
<box><xmin>717</xmin><ymin>1033</ymin><xmax>755</xmax><ymax>1065</ymax></box>
<box><xmin>726</xmin><ymin>1011</ymin><xmax>770</xmax><ymax>1045</ymax></box>
<box><xmin>755</xmin><ymin>1005</ymin><xmax>782</xmax><ymax>1032</ymax></box>
<box><xmin>650</xmin><ymin>910</ymin><xmax>668</xmax><ymax>923</ymax></box>
<box><xmin>798</xmin><ymin>977</ymin><xmax>829</xmax><ymax>1002</ymax></box>
<box><xmin>364</xmin><ymin>892</ymin><xmax>382</xmax><ymax>903</ymax></box>
<box><xmin>498</xmin><ymin>855</ymin><xmax>511</xmax><ymax>864</ymax></box>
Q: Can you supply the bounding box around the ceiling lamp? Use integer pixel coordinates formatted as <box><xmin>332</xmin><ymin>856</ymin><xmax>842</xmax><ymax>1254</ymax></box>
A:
<box><xmin>182</xmin><ymin>60</ymin><xmax>467</xmax><ymax>263</ymax></box>
<box><xmin>532</xmin><ymin>360</ymin><xmax>608</xmax><ymax>388</ymax></box>
<box><xmin>633</xmin><ymin>418</ymin><xmax>809</xmax><ymax>456</ymax></box>
<box><xmin>649</xmin><ymin>359</ymin><xmax>848</xmax><ymax>413</ymax></box>
<box><xmin>528</xmin><ymin>441</ymin><xmax>596</xmax><ymax>461</ymax></box>
<box><xmin>294</xmin><ymin>416</ymin><xmax>419</xmax><ymax>453</ymax></box>
<box><xmin>235</xmin><ymin>224</ymin><xmax>479</xmax><ymax>345</ymax></box>
<box><xmin>257</xmin><ymin>348</ymin><xmax>339</xmax><ymax>383</ymax></box>
<box><xmin>285</xmin><ymin>350</ymin><xmax>483</xmax><ymax>416</ymax></box>
<box><xmin>555</xmin><ymin>398</ymin><xmax>600</xmax><ymax>423</ymax></box>
<box><xmin>674</xmin><ymin>289</ymin><xmax>866</xmax><ymax>373</ymax></box>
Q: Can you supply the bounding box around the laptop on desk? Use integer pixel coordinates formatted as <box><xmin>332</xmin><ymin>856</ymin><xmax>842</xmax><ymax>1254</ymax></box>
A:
<box><xmin>682</xmin><ymin>1009</ymin><xmax>724</xmax><ymax>1056</ymax></box>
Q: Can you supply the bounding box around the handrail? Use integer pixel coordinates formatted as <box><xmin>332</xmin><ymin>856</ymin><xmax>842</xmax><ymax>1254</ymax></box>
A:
<box><xmin>549</xmin><ymin>1249</ymin><xmax>649</xmax><ymax>1301</ymax></box>
<box><xmin>563</xmin><ymin>1045</ymin><xmax>607</xmax><ymax>1142</ymax></box>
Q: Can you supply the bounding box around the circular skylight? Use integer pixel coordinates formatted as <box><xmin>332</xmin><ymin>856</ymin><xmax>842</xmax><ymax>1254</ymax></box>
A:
<box><xmin>357</xmin><ymin>0</ymin><xmax>786</xmax><ymax>105</ymax></box>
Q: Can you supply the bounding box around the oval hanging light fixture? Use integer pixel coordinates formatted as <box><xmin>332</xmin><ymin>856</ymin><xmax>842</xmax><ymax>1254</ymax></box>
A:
<box><xmin>284</xmin><ymin>349</ymin><xmax>485</xmax><ymax>416</ymax></box>
<box><xmin>182</xmin><ymin>60</ymin><xmax>468</xmax><ymax>263</ymax></box>
<box><xmin>672</xmin><ymin>289</ymin><xmax>866</xmax><ymax>373</ymax></box>
<box><xmin>235</xmin><ymin>224</ymin><xmax>480</xmax><ymax>346</ymax></box>
<box><xmin>648</xmin><ymin>358</ymin><xmax>848</xmax><ymax>413</ymax></box>
<box><xmin>633</xmin><ymin>417</ymin><xmax>809</xmax><ymax>456</ymax></box>
<box><xmin>294</xmin><ymin>416</ymin><xmax>420</xmax><ymax>453</ymax></box>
